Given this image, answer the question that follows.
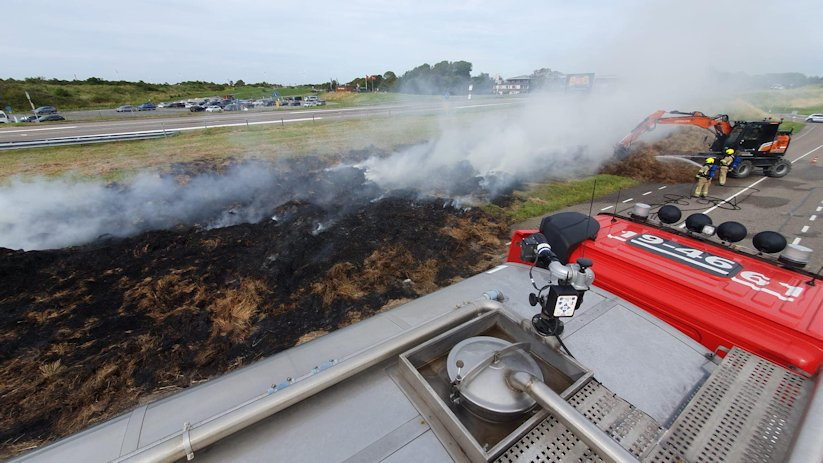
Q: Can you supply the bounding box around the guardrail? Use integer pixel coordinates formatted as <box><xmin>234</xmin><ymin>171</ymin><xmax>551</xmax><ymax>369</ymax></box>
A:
<box><xmin>0</xmin><ymin>130</ymin><xmax>178</xmax><ymax>150</ymax></box>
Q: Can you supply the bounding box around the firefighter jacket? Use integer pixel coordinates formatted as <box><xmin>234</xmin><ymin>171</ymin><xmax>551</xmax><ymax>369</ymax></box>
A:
<box><xmin>720</xmin><ymin>154</ymin><xmax>735</xmax><ymax>167</ymax></box>
<box><xmin>696</xmin><ymin>164</ymin><xmax>714</xmax><ymax>179</ymax></box>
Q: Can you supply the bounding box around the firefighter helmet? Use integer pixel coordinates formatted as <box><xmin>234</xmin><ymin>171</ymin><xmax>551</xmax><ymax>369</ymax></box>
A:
<box><xmin>705</xmin><ymin>157</ymin><xmax>716</xmax><ymax>164</ymax></box>
<box><xmin>725</xmin><ymin>148</ymin><xmax>735</xmax><ymax>155</ymax></box>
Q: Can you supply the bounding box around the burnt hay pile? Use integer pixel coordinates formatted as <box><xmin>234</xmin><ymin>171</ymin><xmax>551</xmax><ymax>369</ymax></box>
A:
<box><xmin>0</xmin><ymin>165</ymin><xmax>509</xmax><ymax>459</ymax></box>
<box><xmin>600</xmin><ymin>127</ymin><xmax>706</xmax><ymax>183</ymax></box>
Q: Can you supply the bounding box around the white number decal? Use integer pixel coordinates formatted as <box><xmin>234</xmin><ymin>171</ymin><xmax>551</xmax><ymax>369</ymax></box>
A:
<box><xmin>637</xmin><ymin>234</ymin><xmax>664</xmax><ymax>245</ymax></box>
<box><xmin>674</xmin><ymin>247</ymin><xmax>704</xmax><ymax>259</ymax></box>
<box><xmin>705</xmin><ymin>255</ymin><xmax>736</xmax><ymax>270</ymax></box>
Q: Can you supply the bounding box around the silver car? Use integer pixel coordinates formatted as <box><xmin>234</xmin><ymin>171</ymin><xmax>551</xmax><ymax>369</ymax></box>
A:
<box><xmin>805</xmin><ymin>113</ymin><xmax>823</xmax><ymax>123</ymax></box>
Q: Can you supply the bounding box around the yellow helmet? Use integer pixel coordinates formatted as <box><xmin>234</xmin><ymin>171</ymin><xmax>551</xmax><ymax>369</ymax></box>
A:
<box><xmin>725</xmin><ymin>148</ymin><xmax>735</xmax><ymax>155</ymax></box>
<box><xmin>705</xmin><ymin>157</ymin><xmax>715</xmax><ymax>164</ymax></box>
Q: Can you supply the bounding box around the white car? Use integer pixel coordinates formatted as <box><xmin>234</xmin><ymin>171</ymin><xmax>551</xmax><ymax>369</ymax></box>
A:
<box><xmin>805</xmin><ymin>113</ymin><xmax>823</xmax><ymax>123</ymax></box>
<box><xmin>205</xmin><ymin>105</ymin><xmax>223</xmax><ymax>113</ymax></box>
<box><xmin>0</xmin><ymin>110</ymin><xmax>9</xmax><ymax>123</ymax></box>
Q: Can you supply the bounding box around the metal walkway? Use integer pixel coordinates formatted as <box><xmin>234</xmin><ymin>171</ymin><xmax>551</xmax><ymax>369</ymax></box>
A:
<box><xmin>497</xmin><ymin>348</ymin><xmax>813</xmax><ymax>463</ymax></box>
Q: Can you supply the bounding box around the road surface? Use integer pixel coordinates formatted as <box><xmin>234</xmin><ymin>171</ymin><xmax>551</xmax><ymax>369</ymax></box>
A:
<box><xmin>543</xmin><ymin>123</ymin><xmax>823</xmax><ymax>272</ymax></box>
<box><xmin>0</xmin><ymin>98</ymin><xmax>518</xmax><ymax>143</ymax></box>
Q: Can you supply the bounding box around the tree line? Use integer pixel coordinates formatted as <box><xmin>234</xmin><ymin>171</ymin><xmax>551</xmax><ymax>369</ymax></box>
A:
<box><xmin>348</xmin><ymin>60</ymin><xmax>494</xmax><ymax>95</ymax></box>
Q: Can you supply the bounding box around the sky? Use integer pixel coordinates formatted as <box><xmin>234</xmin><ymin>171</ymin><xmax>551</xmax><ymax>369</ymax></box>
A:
<box><xmin>3</xmin><ymin>0</ymin><xmax>822</xmax><ymax>85</ymax></box>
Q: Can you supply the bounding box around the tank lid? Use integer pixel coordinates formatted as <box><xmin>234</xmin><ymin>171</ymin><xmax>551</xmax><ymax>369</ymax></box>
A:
<box><xmin>447</xmin><ymin>336</ymin><xmax>543</xmax><ymax>419</ymax></box>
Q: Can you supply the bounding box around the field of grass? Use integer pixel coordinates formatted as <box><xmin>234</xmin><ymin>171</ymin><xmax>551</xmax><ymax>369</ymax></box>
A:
<box><xmin>0</xmin><ymin>79</ymin><xmax>327</xmax><ymax>112</ymax></box>
<box><xmin>743</xmin><ymin>84</ymin><xmax>823</xmax><ymax>115</ymax></box>
<box><xmin>0</xmin><ymin>78</ymin><xmax>444</xmax><ymax>114</ymax></box>
<box><xmin>0</xmin><ymin>113</ymin><xmax>446</xmax><ymax>181</ymax></box>
<box><xmin>488</xmin><ymin>175</ymin><xmax>639</xmax><ymax>223</ymax></box>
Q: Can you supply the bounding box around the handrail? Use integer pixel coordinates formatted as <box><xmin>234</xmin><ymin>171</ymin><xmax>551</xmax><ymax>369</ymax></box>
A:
<box><xmin>112</xmin><ymin>298</ymin><xmax>501</xmax><ymax>462</ymax></box>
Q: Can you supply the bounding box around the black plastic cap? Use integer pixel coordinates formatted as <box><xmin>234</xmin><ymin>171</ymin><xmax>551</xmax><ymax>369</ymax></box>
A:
<box><xmin>716</xmin><ymin>221</ymin><xmax>748</xmax><ymax>243</ymax></box>
<box><xmin>685</xmin><ymin>213</ymin><xmax>713</xmax><ymax>233</ymax></box>
<box><xmin>752</xmin><ymin>231</ymin><xmax>787</xmax><ymax>254</ymax></box>
<box><xmin>658</xmin><ymin>205</ymin><xmax>682</xmax><ymax>224</ymax></box>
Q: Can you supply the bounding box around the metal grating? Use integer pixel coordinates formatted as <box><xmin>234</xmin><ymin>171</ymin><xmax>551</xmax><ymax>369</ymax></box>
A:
<box><xmin>644</xmin><ymin>347</ymin><xmax>811</xmax><ymax>463</ymax></box>
<box><xmin>495</xmin><ymin>381</ymin><xmax>663</xmax><ymax>463</ymax></box>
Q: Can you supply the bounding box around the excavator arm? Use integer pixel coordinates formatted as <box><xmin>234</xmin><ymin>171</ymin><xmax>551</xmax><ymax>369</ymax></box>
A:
<box><xmin>617</xmin><ymin>110</ymin><xmax>734</xmax><ymax>156</ymax></box>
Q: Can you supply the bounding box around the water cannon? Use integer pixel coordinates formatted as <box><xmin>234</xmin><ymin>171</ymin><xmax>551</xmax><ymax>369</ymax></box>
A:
<box><xmin>523</xmin><ymin>233</ymin><xmax>595</xmax><ymax>337</ymax></box>
<box><xmin>519</xmin><ymin>232</ymin><xmax>557</xmax><ymax>266</ymax></box>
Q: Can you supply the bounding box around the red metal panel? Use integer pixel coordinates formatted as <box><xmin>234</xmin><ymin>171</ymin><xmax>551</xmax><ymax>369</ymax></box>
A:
<box><xmin>507</xmin><ymin>215</ymin><xmax>823</xmax><ymax>374</ymax></box>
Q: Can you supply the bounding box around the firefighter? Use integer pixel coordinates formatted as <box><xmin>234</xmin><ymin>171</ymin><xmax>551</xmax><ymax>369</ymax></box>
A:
<box><xmin>718</xmin><ymin>148</ymin><xmax>736</xmax><ymax>186</ymax></box>
<box><xmin>694</xmin><ymin>157</ymin><xmax>716</xmax><ymax>198</ymax></box>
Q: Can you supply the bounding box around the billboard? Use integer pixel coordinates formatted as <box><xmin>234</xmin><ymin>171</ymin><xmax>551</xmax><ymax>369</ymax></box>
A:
<box><xmin>565</xmin><ymin>73</ymin><xmax>595</xmax><ymax>92</ymax></box>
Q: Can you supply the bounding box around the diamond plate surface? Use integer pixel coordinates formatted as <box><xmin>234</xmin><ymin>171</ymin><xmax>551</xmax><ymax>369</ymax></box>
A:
<box><xmin>495</xmin><ymin>381</ymin><xmax>663</xmax><ymax>463</ymax></box>
<box><xmin>645</xmin><ymin>347</ymin><xmax>811</xmax><ymax>463</ymax></box>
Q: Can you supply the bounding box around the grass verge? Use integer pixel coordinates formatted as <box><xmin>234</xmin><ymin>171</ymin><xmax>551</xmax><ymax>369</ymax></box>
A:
<box><xmin>490</xmin><ymin>175</ymin><xmax>639</xmax><ymax>223</ymax></box>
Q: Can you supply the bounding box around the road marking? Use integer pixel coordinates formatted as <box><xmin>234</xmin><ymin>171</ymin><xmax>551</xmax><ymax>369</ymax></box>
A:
<box><xmin>2</xmin><ymin>126</ymin><xmax>79</xmax><ymax>134</ymax></box>
<box><xmin>622</xmin><ymin>198</ymin><xmax>634</xmax><ymax>203</ymax></box>
<box><xmin>701</xmin><ymin>176</ymin><xmax>769</xmax><ymax>215</ymax></box>
<box><xmin>792</xmin><ymin>124</ymin><xmax>816</xmax><ymax>141</ymax></box>
<box><xmin>792</xmin><ymin>237</ymin><xmax>802</xmax><ymax>245</ymax></box>
<box><xmin>24</xmin><ymin>117</ymin><xmax>325</xmax><ymax>140</ymax></box>
<box><xmin>600</xmin><ymin>205</ymin><xmax>614</xmax><ymax>211</ymax></box>
<box><xmin>790</xmin><ymin>143</ymin><xmax>823</xmax><ymax>164</ymax></box>
<box><xmin>642</xmin><ymin>191</ymin><xmax>652</xmax><ymax>196</ymax></box>
<box><xmin>811</xmin><ymin>215</ymin><xmax>818</xmax><ymax>221</ymax></box>
<box><xmin>455</xmin><ymin>102</ymin><xmax>518</xmax><ymax>109</ymax></box>
<box><xmin>801</xmin><ymin>225</ymin><xmax>810</xmax><ymax>233</ymax></box>
<box><xmin>658</xmin><ymin>186</ymin><xmax>667</xmax><ymax>190</ymax></box>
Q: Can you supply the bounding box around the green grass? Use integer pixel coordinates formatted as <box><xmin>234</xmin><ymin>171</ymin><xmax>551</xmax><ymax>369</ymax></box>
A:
<box><xmin>742</xmin><ymin>84</ymin><xmax>823</xmax><ymax>115</ymax></box>
<box><xmin>498</xmin><ymin>175</ymin><xmax>639</xmax><ymax>222</ymax></box>
<box><xmin>0</xmin><ymin>79</ymin><xmax>319</xmax><ymax>112</ymax></box>
<box><xmin>0</xmin><ymin>113</ymin><xmax>449</xmax><ymax>181</ymax></box>
<box><xmin>779</xmin><ymin>121</ymin><xmax>805</xmax><ymax>133</ymax></box>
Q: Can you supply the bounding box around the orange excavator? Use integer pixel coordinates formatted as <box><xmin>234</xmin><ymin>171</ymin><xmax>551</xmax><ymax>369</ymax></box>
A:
<box><xmin>617</xmin><ymin>110</ymin><xmax>793</xmax><ymax>178</ymax></box>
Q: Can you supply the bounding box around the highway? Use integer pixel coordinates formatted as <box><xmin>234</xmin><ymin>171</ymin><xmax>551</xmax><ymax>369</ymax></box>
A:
<box><xmin>0</xmin><ymin>98</ymin><xmax>518</xmax><ymax>143</ymax></box>
<box><xmin>550</xmin><ymin>122</ymin><xmax>823</xmax><ymax>272</ymax></box>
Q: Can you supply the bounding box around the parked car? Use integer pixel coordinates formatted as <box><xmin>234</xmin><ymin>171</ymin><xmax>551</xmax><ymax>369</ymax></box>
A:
<box><xmin>34</xmin><ymin>106</ymin><xmax>57</xmax><ymax>115</ymax></box>
<box><xmin>17</xmin><ymin>114</ymin><xmax>39</xmax><ymax>123</ymax></box>
<box><xmin>137</xmin><ymin>102</ymin><xmax>156</xmax><ymax>111</ymax></box>
<box><xmin>305</xmin><ymin>96</ymin><xmax>326</xmax><ymax>106</ymax></box>
<box><xmin>157</xmin><ymin>102</ymin><xmax>169</xmax><ymax>108</ymax></box>
<box><xmin>205</xmin><ymin>105</ymin><xmax>223</xmax><ymax>113</ymax></box>
<box><xmin>806</xmin><ymin>114</ymin><xmax>823</xmax><ymax>123</ymax></box>
<box><xmin>167</xmin><ymin>102</ymin><xmax>186</xmax><ymax>108</ymax></box>
<box><xmin>0</xmin><ymin>110</ymin><xmax>9</xmax><ymax>123</ymax></box>
<box><xmin>116</xmin><ymin>105</ymin><xmax>137</xmax><ymax>112</ymax></box>
<box><xmin>36</xmin><ymin>114</ymin><xmax>65</xmax><ymax>122</ymax></box>
<box><xmin>189</xmin><ymin>105</ymin><xmax>206</xmax><ymax>112</ymax></box>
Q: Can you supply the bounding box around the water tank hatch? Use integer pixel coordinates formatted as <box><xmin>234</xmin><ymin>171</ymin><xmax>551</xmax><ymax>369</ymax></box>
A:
<box><xmin>447</xmin><ymin>336</ymin><xmax>543</xmax><ymax>421</ymax></box>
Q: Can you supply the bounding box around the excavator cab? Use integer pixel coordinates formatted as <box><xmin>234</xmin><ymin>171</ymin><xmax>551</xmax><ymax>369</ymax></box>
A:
<box><xmin>722</xmin><ymin>121</ymin><xmax>788</xmax><ymax>154</ymax></box>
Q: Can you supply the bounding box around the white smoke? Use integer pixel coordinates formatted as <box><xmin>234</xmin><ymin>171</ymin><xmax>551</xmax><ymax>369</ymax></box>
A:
<box><xmin>0</xmin><ymin>161</ymin><xmax>379</xmax><ymax>250</ymax></box>
<box><xmin>353</xmin><ymin>1</ymin><xmax>804</xmax><ymax>198</ymax></box>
